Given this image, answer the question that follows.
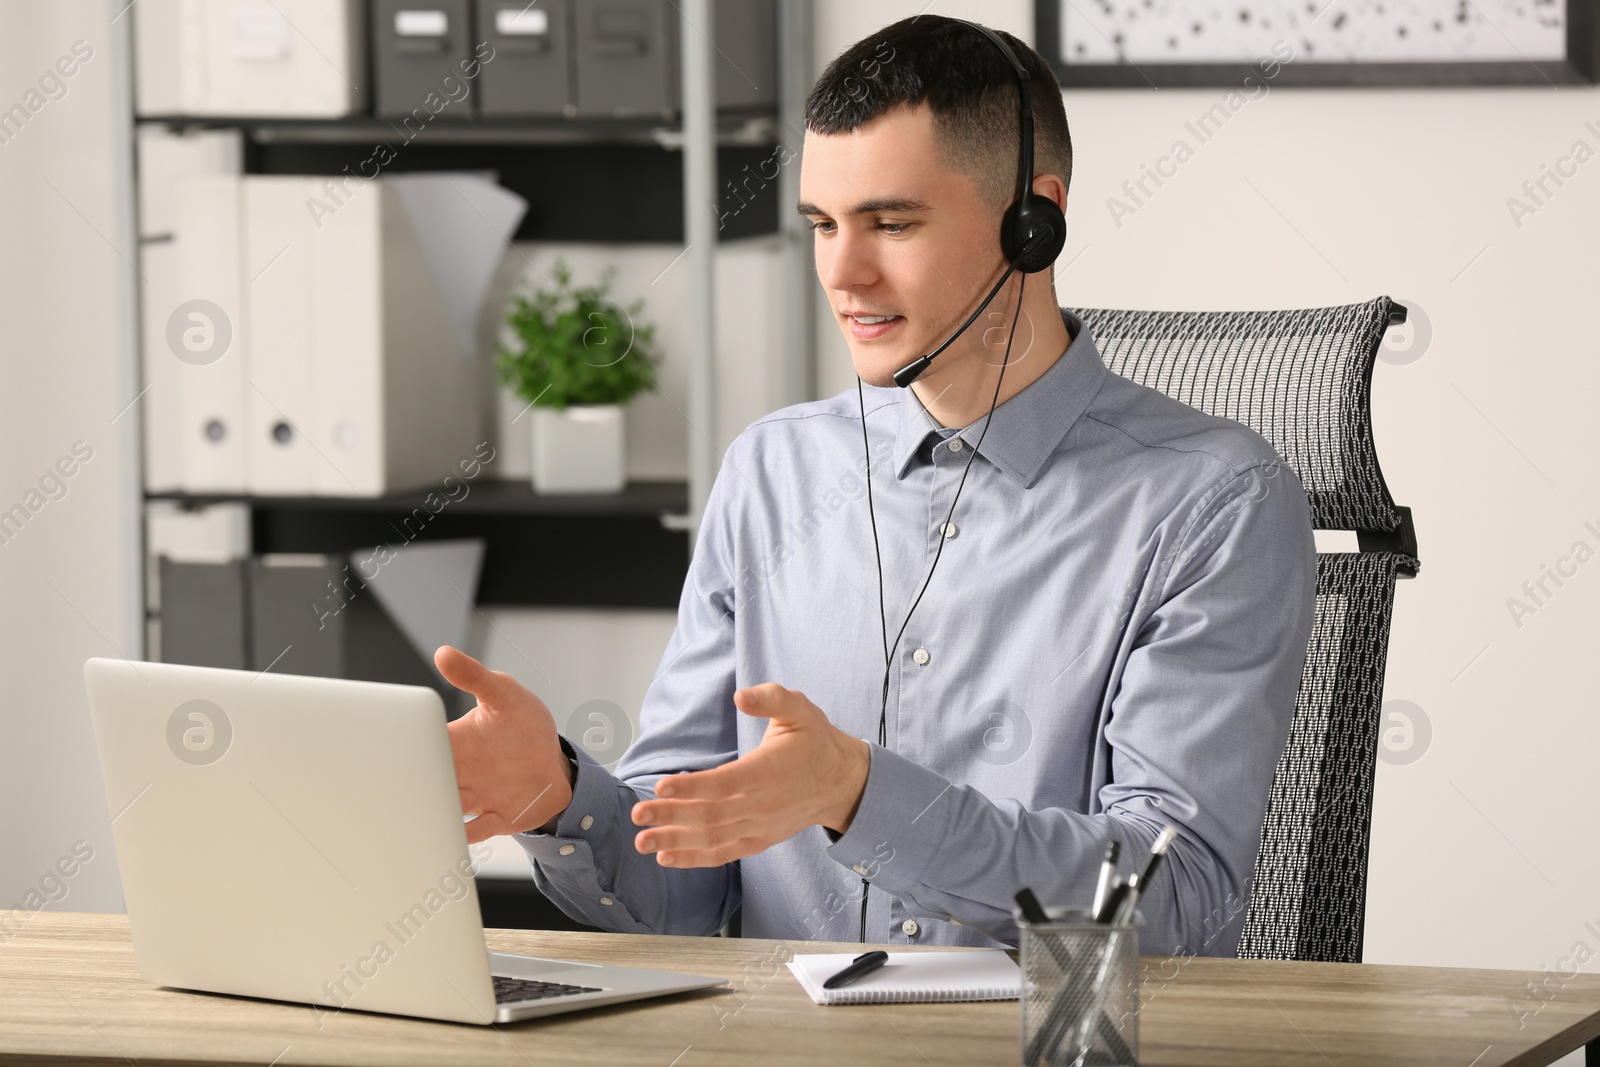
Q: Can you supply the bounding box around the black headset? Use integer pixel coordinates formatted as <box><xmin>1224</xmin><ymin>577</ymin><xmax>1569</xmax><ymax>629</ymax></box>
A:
<box><xmin>889</xmin><ymin>21</ymin><xmax>1067</xmax><ymax>388</ymax></box>
<box><xmin>853</xmin><ymin>22</ymin><xmax>1065</xmax><ymax>942</ymax></box>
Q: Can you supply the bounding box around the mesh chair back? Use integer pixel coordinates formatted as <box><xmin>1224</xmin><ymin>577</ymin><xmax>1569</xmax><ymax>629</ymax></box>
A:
<box><xmin>1069</xmin><ymin>297</ymin><xmax>1418</xmax><ymax>963</ymax></box>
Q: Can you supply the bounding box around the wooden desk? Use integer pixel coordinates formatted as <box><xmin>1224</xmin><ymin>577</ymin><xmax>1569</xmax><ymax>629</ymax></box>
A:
<box><xmin>3</xmin><ymin>913</ymin><xmax>1599</xmax><ymax>1066</ymax></box>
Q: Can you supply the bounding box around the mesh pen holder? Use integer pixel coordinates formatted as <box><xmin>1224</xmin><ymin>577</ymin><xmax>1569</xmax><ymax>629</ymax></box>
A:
<box><xmin>1019</xmin><ymin>909</ymin><xmax>1140</xmax><ymax>1067</ymax></box>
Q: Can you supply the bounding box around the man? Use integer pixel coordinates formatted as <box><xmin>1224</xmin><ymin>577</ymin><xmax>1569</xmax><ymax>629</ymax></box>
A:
<box><xmin>435</xmin><ymin>16</ymin><xmax>1315</xmax><ymax>957</ymax></box>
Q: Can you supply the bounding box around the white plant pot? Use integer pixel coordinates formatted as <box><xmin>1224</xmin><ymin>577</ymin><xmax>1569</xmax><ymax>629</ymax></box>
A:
<box><xmin>531</xmin><ymin>404</ymin><xmax>626</xmax><ymax>494</ymax></box>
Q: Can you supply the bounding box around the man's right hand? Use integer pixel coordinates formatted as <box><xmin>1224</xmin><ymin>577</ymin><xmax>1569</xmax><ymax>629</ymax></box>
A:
<box><xmin>435</xmin><ymin>645</ymin><xmax>573</xmax><ymax>844</ymax></box>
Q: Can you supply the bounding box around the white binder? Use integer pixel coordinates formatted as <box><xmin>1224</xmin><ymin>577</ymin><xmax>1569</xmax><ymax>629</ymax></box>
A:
<box><xmin>173</xmin><ymin>174</ymin><xmax>249</xmax><ymax>493</ymax></box>
<box><xmin>242</xmin><ymin>178</ymin><xmax>316</xmax><ymax>495</ymax></box>
<box><xmin>175</xmin><ymin>174</ymin><xmax>515</xmax><ymax>497</ymax></box>
<box><xmin>135</xmin><ymin>126</ymin><xmax>243</xmax><ymax>239</ymax></box>
<box><xmin>168</xmin><ymin>0</ymin><xmax>368</xmax><ymax>118</ymax></box>
<box><xmin>303</xmin><ymin>178</ymin><xmax>481</xmax><ymax>496</ymax></box>
<box><xmin>139</xmin><ymin>241</ymin><xmax>183</xmax><ymax>493</ymax></box>
<box><xmin>247</xmin><ymin>176</ymin><xmax>513</xmax><ymax>496</ymax></box>
<box><xmin>137</xmin><ymin>126</ymin><xmax>243</xmax><ymax>493</ymax></box>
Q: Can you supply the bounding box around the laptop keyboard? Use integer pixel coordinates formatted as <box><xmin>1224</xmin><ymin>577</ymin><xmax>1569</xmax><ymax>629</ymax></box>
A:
<box><xmin>493</xmin><ymin>974</ymin><xmax>604</xmax><ymax>1004</ymax></box>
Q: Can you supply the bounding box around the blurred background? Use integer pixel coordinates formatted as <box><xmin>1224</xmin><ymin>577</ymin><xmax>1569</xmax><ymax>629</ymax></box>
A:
<box><xmin>2</xmin><ymin>2</ymin><xmax>1596</xmax><ymax>1044</ymax></box>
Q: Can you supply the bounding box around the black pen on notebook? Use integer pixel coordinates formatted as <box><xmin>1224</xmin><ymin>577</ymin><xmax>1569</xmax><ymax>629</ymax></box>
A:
<box><xmin>823</xmin><ymin>950</ymin><xmax>888</xmax><ymax>990</ymax></box>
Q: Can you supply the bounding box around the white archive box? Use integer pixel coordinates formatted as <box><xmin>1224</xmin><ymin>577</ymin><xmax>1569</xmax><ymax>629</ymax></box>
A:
<box><xmin>172</xmin><ymin>173</ymin><xmax>523</xmax><ymax>497</ymax></box>
<box><xmin>136</xmin><ymin>0</ymin><xmax>368</xmax><ymax>118</ymax></box>
<box><xmin>132</xmin><ymin>0</ymin><xmax>184</xmax><ymax>116</ymax></box>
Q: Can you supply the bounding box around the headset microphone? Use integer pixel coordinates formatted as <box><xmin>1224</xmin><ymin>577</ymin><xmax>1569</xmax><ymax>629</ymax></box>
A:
<box><xmin>889</xmin><ymin>228</ymin><xmax>1056</xmax><ymax>388</ymax></box>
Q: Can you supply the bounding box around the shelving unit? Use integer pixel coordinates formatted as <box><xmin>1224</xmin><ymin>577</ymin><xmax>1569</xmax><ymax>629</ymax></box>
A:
<box><xmin>148</xmin><ymin>481</ymin><xmax>691</xmax><ymax>609</ymax></box>
<box><xmin>134</xmin><ymin>1</ymin><xmax>815</xmax><ymax>931</ymax></box>
<box><xmin>135</xmin><ymin>113</ymin><xmax>786</xmax><ymax>243</ymax></box>
<box><xmin>139</xmin><ymin>112</ymin><xmax>778</xmax><ymax>145</ymax></box>
<box><xmin>138</xmin><ymin>0</ymin><xmax>815</xmax><ymax>601</ymax></box>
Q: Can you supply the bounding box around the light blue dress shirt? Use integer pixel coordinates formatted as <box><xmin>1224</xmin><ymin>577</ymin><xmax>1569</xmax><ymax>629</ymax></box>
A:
<box><xmin>518</xmin><ymin>308</ymin><xmax>1316</xmax><ymax>957</ymax></box>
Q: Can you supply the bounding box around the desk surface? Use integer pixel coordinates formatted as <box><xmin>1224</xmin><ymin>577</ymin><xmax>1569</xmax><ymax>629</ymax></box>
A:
<box><xmin>3</xmin><ymin>913</ymin><xmax>1599</xmax><ymax>1066</ymax></box>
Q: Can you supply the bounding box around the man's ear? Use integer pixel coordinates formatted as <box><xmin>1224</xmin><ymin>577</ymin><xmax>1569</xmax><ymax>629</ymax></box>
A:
<box><xmin>1031</xmin><ymin>174</ymin><xmax>1068</xmax><ymax>215</ymax></box>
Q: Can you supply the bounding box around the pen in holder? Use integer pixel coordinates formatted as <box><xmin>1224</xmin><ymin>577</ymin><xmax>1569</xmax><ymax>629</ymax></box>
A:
<box><xmin>1018</xmin><ymin>908</ymin><xmax>1139</xmax><ymax>1067</ymax></box>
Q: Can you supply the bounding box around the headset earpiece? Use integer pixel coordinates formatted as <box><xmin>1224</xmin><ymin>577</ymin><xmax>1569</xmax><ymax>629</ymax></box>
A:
<box><xmin>958</xmin><ymin>21</ymin><xmax>1067</xmax><ymax>276</ymax></box>
<box><xmin>1002</xmin><ymin>193</ymin><xmax>1066</xmax><ymax>275</ymax></box>
<box><xmin>889</xmin><ymin>19</ymin><xmax>1066</xmax><ymax>387</ymax></box>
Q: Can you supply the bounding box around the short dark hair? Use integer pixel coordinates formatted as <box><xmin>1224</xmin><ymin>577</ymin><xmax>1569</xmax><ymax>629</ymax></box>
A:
<box><xmin>804</xmin><ymin>16</ymin><xmax>1073</xmax><ymax>214</ymax></box>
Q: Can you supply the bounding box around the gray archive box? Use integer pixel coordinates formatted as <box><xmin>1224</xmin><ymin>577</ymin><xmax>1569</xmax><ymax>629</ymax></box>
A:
<box><xmin>248</xmin><ymin>555</ymin><xmax>468</xmax><ymax>716</ymax></box>
<box><xmin>373</xmin><ymin>0</ymin><xmax>476</xmax><ymax>119</ymax></box>
<box><xmin>571</xmin><ymin>0</ymin><xmax>776</xmax><ymax>119</ymax></box>
<box><xmin>160</xmin><ymin>554</ymin><xmax>466</xmax><ymax>715</ymax></box>
<box><xmin>158</xmin><ymin>558</ymin><xmax>250</xmax><ymax>670</ymax></box>
<box><xmin>475</xmin><ymin>0</ymin><xmax>574</xmax><ymax>117</ymax></box>
<box><xmin>249</xmin><ymin>555</ymin><xmax>344</xmax><ymax>679</ymax></box>
<box><xmin>710</xmin><ymin>0</ymin><xmax>777</xmax><ymax>111</ymax></box>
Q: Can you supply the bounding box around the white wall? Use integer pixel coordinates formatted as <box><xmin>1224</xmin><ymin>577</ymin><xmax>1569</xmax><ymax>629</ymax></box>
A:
<box><xmin>1062</xmin><ymin>83</ymin><xmax>1600</xmax><ymax>982</ymax></box>
<box><xmin>815</xmin><ymin>0</ymin><xmax>1600</xmax><ymax>1000</ymax></box>
<box><xmin>0</xmin><ymin>1</ymin><xmax>138</xmax><ymax>915</ymax></box>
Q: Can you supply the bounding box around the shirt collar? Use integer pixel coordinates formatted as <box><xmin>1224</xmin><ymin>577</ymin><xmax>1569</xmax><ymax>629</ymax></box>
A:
<box><xmin>891</xmin><ymin>308</ymin><xmax>1108</xmax><ymax>488</ymax></box>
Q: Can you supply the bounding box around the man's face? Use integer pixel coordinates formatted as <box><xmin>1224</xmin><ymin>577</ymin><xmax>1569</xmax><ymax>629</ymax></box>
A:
<box><xmin>798</xmin><ymin>104</ymin><xmax>1004</xmax><ymax>389</ymax></box>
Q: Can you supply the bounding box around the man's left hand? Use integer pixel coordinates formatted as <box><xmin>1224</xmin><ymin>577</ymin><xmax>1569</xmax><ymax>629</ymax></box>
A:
<box><xmin>629</xmin><ymin>684</ymin><xmax>870</xmax><ymax>868</ymax></box>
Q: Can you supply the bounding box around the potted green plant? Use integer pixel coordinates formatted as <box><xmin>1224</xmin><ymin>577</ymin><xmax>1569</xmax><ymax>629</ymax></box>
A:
<box><xmin>496</xmin><ymin>261</ymin><xmax>661</xmax><ymax>493</ymax></box>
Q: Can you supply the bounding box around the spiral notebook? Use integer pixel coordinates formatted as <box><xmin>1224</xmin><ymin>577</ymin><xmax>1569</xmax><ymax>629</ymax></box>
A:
<box><xmin>786</xmin><ymin>950</ymin><xmax>1021</xmax><ymax>1005</ymax></box>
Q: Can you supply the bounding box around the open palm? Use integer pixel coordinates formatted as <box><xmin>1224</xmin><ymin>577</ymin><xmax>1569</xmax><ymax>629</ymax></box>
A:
<box><xmin>435</xmin><ymin>645</ymin><xmax>572</xmax><ymax>843</ymax></box>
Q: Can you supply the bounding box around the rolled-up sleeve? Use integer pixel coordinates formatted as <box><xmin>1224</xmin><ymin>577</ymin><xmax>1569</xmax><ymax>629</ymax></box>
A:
<box><xmin>824</xmin><ymin>461</ymin><xmax>1316</xmax><ymax>956</ymax></box>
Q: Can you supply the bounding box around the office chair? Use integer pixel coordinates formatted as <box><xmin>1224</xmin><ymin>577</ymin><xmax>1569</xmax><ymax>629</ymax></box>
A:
<box><xmin>1069</xmin><ymin>296</ymin><xmax>1419</xmax><ymax>964</ymax></box>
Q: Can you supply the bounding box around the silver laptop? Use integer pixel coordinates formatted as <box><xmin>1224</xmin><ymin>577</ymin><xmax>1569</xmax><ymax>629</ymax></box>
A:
<box><xmin>83</xmin><ymin>657</ymin><xmax>726</xmax><ymax>1025</ymax></box>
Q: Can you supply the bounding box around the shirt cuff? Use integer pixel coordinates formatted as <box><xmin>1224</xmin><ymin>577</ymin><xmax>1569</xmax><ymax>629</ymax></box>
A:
<box><xmin>512</xmin><ymin>738</ymin><xmax>653</xmax><ymax>932</ymax></box>
<box><xmin>520</xmin><ymin>736</ymin><xmax>614</xmax><ymax>844</ymax></box>
<box><xmin>822</xmin><ymin>743</ymin><xmax>954</xmax><ymax>892</ymax></box>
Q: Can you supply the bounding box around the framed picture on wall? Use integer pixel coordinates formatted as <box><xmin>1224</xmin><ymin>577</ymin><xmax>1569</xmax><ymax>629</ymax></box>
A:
<box><xmin>1036</xmin><ymin>0</ymin><xmax>1599</xmax><ymax>87</ymax></box>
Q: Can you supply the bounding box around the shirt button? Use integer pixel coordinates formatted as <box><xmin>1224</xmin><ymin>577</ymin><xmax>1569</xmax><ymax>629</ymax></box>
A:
<box><xmin>853</xmin><ymin>864</ymin><xmax>869</xmax><ymax>876</ymax></box>
<box><xmin>940</xmin><ymin>522</ymin><xmax>958</xmax><ymax>539</ymax></box>
<box><xmin>912</xmin><ymin>647</ymin><xmax>930</xmax><ymax>665</ymax></box>
<box><xmin>580</xmin><ymin>815</ymin><xmax>594</xmax><ymax>830</ymax></box>
<box><xmin>599</xmin><ymin>896</ymin><xmax>614</xmax><ymax>906</ymax></box>
<box><xmin>558</xmin><ymin>844</ymin><xmax>575</xmax><ymax>856</ymax></box>
<box><xmin>902</xmin><ymin>919</ymin><xmax>920</xmax><ymax>937</ymax></box>
<box><xmin>947</xmin><ymin>438</ymin><xmax>964</xmax><ymax>452</ymax></box>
